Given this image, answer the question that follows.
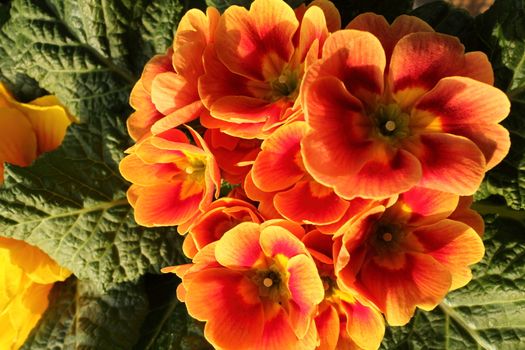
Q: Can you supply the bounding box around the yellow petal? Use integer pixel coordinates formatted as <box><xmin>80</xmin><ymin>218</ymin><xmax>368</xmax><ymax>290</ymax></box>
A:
<box><xmin>4</xmin><ymin>238</ymin><xmax>71</xmax><ymax>284</ymax></box>
<box><xmin>17</xmin><ymin>102</ymin><xmax>72</xmax><ymax>155</ymax></box>
<box><xmin>0</xmin><ymin>107</ymin><xmax>37</xmax><ymax>167</ymax></box>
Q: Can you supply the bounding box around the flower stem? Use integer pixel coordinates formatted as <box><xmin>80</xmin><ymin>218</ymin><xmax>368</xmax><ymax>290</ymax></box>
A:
<box><xmin>471</xmin><ymin>200</ymin><xmax>525</xmax><ymax>222</ymax></box>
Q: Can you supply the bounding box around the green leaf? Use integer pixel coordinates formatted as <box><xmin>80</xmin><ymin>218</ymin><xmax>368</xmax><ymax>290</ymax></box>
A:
<box><xmin>0</xmin><ymin>117</ymin><xmax>184</xmax><ymax>289</ymax></box>
<box><xmin>471</xmin><ymin>0</ymin><xmax>525</xmax><ymax>210</ymax></box>
<box><xmin>381</xmin><ymin>216</ymin><xmax>525</xmax><ymax>349</ymax></box>
<box><xmin>133</xmin><ymin>274</ymin><xmax>212</xmax><ymax>350</ymax></box>
<box><xmin>330</xmin><ymin>0</ymin><xmax>414</xmax><ymax>26</ymax></box>
<box><xmin>0</xmin><ymin>0</ymin><xmax>186</xmax><ymax>120</ymax></box>
<box><xmin>22</xmin><ymin>277</ymin><xmax>148</xmax><ymax>350</ymax></box>
<box><xmin>410</xmin><ymin>1</ymin><xmax>483</xmax><ymax>51</ymax></box>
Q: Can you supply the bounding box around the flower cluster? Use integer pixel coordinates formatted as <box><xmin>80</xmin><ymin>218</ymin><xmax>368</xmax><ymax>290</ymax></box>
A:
<box><xmin>0</xmin><ymin>83</ymin><xmax>74</xmax><ymax>349</ymax></box>
<box><xmin>120</xmin><ymin>0</ymin><xmax>510</xmax><ymax>349</ymax></box>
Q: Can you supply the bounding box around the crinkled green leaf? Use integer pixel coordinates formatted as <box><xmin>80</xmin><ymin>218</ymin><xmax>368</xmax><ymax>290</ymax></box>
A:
<box><xmin>22</xmin><ymin>277</ymin><xmax>148</xmax><ymax>350</ymax></box>
<box><xmin>410</xmin><ymin>1</ymin><xmax>484</xmax><ymax>50</ymax></box>
<box><xmin>0</xmin><ymin>0</ymin><xmax>187</xmax><ymax>120</ymax></box>
<box><xmin>471</xmin><ymin>0</ymin><xmax>525</xmax><ymax>210</ymax></box>
<box><xmin>0</xmin><ymin>117</ymin><xmax>184</xmax><ymax>289</ymax></box>
<box><xmin>381</xmin><ymin>216</ymin><xmax>525</xmax><ymax>349</ymax></box>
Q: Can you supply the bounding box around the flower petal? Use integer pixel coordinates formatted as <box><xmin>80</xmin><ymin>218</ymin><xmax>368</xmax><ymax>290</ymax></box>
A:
<box><xmin>347</xmin><ymin>13</ymin><xmax>433</xmax><ymax>61</ymax></box>
<box><xmin>412</xmin><ymin>76</ymin><xmax>510</xmax><ymax>169</ymax></box>
<box><xmin>387</xmin><ymin>186</ymin><xmax>459</xmax><ymax>227</ymax></box>
<box><xmin>260</xmin><ymin>224</ymin><xmax>308</xmax><ymax>258</ymax></box>
<box><xmin>403</xmin><ymin>133</ymin><xmax>486</xmax><ymax>195</ymax></box>
<box><xmin>390</xmin><ymin>32</ymin><xmax>469</xmax><ymax>108</ymax></box>
<box><xmin>133</xmin><ymin>182</ymin><xmax>203</xmax><ymax>227</ymax></box>
<box><xmin>215</xmin><ymin>222</ymin><xmax>265</xmax><ymax>268</ymax></box>
<box><xmin>287</xmin><ymin>254</ymin><xmax>324</xmax><ymax>337</ymax></box>
<box><xmin>340</xmin><ymin>298</ymin><xmax>385</xmax><ymax>350</ymax></box>
<box><xmin>252</xmin><ymin>121</ymin><xmax>306</xmax><ymax>192</ymax></box>
<box><xmin>275</xmin><ymin>180</ymin><xmax>349</xmax><ymax>225</ymax></box>
<box><xmin>215</xmin><ymin>0</ymin><xmax>298</xmax><ymax>81</ymax></box>
<box><xmin>409</xmin><ymin>219</ymin><xmax>484</xmax><ymax>290</ymax></box>
<box><xmin>315</xmin><ymin>304</ymin><xmax>340</xmax><ymax>350</ymax></box>
<box><xmin>360</xmin><ymin>252</ymin><xmax>451</xmax><ymax>326</ymax></box>
<box><xmin>0</xmin><ymin>107</ymin><xmax>36</xmax><ymax>167</ymax></box>
<box><xmin>184</xmin><ymin>268</ymin><xmax>265</xmax><ymax>349</ymax></box>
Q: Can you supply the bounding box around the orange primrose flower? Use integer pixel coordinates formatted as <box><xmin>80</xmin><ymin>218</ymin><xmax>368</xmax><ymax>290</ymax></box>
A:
<box><xmin>333</xmin><ymin>187</ymin><xmax>485</xmax><ymax>326</ymax></box>
<box><xmin>127</xmin><ymin>8</ymin><xmax>220</xmax><ymax>140</ymax></box>
<box><xmin>303</xmin><ymin>230</ymin><xmax>385</xmax><ymax>350</ymax></box>
<box><xmin>250</xmin><ymin>121</ymin><xmax>349</xmax><ymax>225</ymax></box>
<box><xmin>170</xmin><ymin>221</ymin><xmax>325</xmax><ymax>350</ymax></box>
<box><xmin>204</xmin><ymin>128</ymin><xmax>261</xmax><ymax>185</ymax></box>
<box><xmin>183</xmin><ymin>197</ymin><xmax>264</xmax><ymax>258</ymax></box>
<box><xmin>301</xmin><ymin>13</ymin><xmax>510</xmax><ymax>199</ymax></box>
<box><xmin>0</xmin><ymin>83</ymin><xmax>74</xmax><ymax>183</ymax></box>
<box><xmin>119</xmin><ymin>126</ymin><xmax>220</xmax><ymax>231</ymax></box>
<box><xmin>199</xmin><ymin>0</ymin><xmax>340</xmax><ymax>138</ymax></box>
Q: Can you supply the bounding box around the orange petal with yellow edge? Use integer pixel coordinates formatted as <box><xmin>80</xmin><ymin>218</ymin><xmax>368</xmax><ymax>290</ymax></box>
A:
<box><xmin>403</xmin><ymin>133</ymin><xmax>485</xmax><ymax>195</ymax></box>
<box><xmin>340</xmin><ymin>298</ymin><xmax>385</xmax><ymax>350</ymax></box>
<box><xmin>409</xmin><ymin>219</ymin><xmax>484</xmax><ymax>290</ymax></box>
<box><xmin>260</xmin><ymin>224</ymin><xmax>308</xmax><ymax>258</ymax></box>
<box><xmin>449</xmin><ymin>196</ymin><xmax>484</xmax><ymax>236</ymax></box>
<box><xmin>133</xmin><ymin>182</ymin><xmax>203</xmax><ymax>227</ymax></box>
<box><xmin>390</xmin><ymin>32</ymin><xmax>466</xmax><ymax>108</ymax></box>
<box><xmin>315</xmin><ymin>303</ymin><xmax>340</xmax><ymax>350</ymax></box>
<box><xmin>252</xmin><ymin>121</ymin><xmax>306</xmax><ymax>192</ymax></box>
<box><xmin>215</xmin><ymin>222</ymin><xmax>264</xmax><ymax>268</ymax></box>
<box><xmin>360</xmin><ymin>252</ymin><xmax>451</xmax><ymax>326</ymax></box>
<box><xmin>215</xmin><ymin>0</ymin><xmax>298</xmax><ymax>81</ymax></box>
<box><xmin>184</xmin><ymin>268</ymin><xmax>265</xmax><ymax>349</ymax></box>
<box><xmin>385</xmin><ymin>186</ymin><xmax>459</xmax><ymax>227</ymax></box>
<box><xmin>347</xmin><ymin>13</ymin><xmax>433</xmax><ymax>61</ymax></box>
<box><xmin>275</xmin><ymin>180</ymin><xmax>349</xmax><ymax>225</ymax></box>
<box><xmin>309</xmin><ymin>29</ymin><xmax>386</xmax><ymax>106</ymax></box>
<box><xmin>412</xmin><ymin>76</ymin><xmax>510</xmax><ymax>169</ymax></box>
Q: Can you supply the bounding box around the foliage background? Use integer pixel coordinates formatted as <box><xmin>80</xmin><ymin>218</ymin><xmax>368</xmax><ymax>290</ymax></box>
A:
<box><xmin>0</xmin><ymin>0</ymin><xmax>523</xmax><ymax>349</ymax></box>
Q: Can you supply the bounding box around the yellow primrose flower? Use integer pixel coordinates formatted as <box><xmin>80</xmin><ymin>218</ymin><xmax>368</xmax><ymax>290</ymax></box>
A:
<box><xmin>0</xmin><ymin>83</ymin><xmax>74</xmax><ymax>348</ymax></box>
<box><xmin>0</xmin><ymin>82</ymin><xmax>76</xmax><ymax>183</ymax></box>
<box><xmin>0</xmin><ymin>237</ymin><xmax>72</xmax><ymax>349</ymax></box>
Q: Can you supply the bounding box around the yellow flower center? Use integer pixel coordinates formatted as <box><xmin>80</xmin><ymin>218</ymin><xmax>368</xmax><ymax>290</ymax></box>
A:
<box><xmin>252</xmin><ymin>254</ymin><xmax>290</xmax><ymax>304</ymax></box>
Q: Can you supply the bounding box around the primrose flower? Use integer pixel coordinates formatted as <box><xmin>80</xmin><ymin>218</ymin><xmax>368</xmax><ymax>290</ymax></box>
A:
<box><xmin>303</xmin><ymin>230</ymin><xmax>385</xmax><ymax>350</ymax></box>
<box><xmin>301</xmin><ymin>13</ymin><xmax>510</xmax><ymax>199</ymax></box>
<box><xmin>204</xmin><ymin>128</ymin><xmax>261</xmax><ymax>184</ymax></box>
<box><xmin>127</xmin><ymin>8</ymin><xmax>219</xmax><ymax>140</ymax></box>
<box><xmin>333</xmin><ymin>187</ymin><xmax>485</xmax><ymax>325</ymax></box>
<box><xmin>0</xmin><ymin>83</ymin><xmax>74</xmax><ymax>183</ymax></box>
<box><xmin>0</xmin><ymin>237</ymin><xmax>71</xmax><ymax>349</ymax></box>
<box><xmin>199</xmin><ymin>0</ymin><xmax>340</xmax><ymax>138</ymax></box>
<box><xmin>173</xmin><ymin>221</ymin><xmax>325</xmax><ymax>350</ymax></box>
<box><xmin>250</xmin><ymin>121</ymin><xmax>349</xmax><ymax>225</ymax></box>
<box><xmin>119</xmin><ymin>127</ymin><xmax>220</xmax><ymax>230</ymax></box>
<box><xmin>183</xmin><ymin>197</ymin><xmax>264</xmax><ymax>258</ymax></box>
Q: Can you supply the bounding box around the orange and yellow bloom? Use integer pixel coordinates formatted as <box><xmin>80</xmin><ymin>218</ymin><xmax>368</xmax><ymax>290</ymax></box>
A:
<box><xmin>172</xmin><ymin>221</ymin><xmax>324</xmax><ymax>350</ymax></box>
<box><xmin>122</xmin><ymin>1</ymin><xmax>512</xmax><ymax>349</ymax></box>
<box><xmin>199</xmin><ymin>0</ymin><xmax>339</xmax><ymax>138</ymax></box>
<box><xmin>301</xmin><ymin>13</ymin><xmax>510</xmax><ymax>199</ymax></box>
<box><xmin>120</xmin><ymin>127</ymin><xmax>220</xmax><ymax>230</ymax></box>
<box><xmin>333</xmin><ymin>187</ymin><xmax>484</xmax><ymax>325</ymax></box>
